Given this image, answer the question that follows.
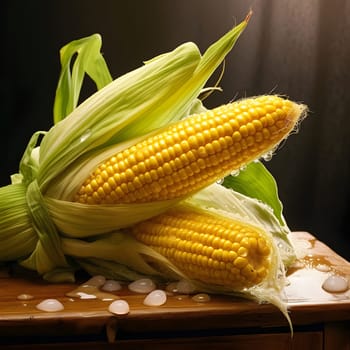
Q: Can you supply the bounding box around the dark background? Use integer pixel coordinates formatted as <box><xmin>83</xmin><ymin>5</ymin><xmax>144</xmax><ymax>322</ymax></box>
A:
<box><xmin>2</xmin><ymin>1</ymin><xmax>350</xmax><ymax>259</ymax></box>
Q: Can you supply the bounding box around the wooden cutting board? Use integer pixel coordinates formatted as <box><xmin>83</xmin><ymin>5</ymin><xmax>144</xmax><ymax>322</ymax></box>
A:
<box><xmin>0</xmin><ymin>231</ymin><xmax>349</xmax><ymax>342</ymax></box>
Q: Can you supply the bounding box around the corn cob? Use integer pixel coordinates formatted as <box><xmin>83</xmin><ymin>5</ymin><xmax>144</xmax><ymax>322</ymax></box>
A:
<box><xmin>131</xmin><ymin>207</ymin><xmax>273</xmax><ymax>289</ymax></box>
<box><xmin>74</xmin><ymin>95</ymin><xmax>304</xmax><ymax>204</ymax></box>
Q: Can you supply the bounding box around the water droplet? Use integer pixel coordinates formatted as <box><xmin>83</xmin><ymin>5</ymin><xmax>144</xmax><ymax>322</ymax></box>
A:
<box><xmin>66</xmin><ymin>277</ymin><xmax>118</xmax><ymax>301</ymax></box>
<box><xmin>191</xmin><ymin>293</ymin><xmax>211</xmax><ymax>303</ymax></box>
<box><xmin>128</xmin><ymin>278</ymin><xmax>156</xmax><ymax>294</ymax></box>
<box><xmin>76</xmin><ymin>292</ymin><xmax>96</xmax><ymax>299</ymax></box>
<box><xmin>322</xmin><ymin>275</ymin><xmax>349</xmax><ymax>293</ymax></box>
<box><xmin>85</xmin><ymin>275</ymin><xmax>106</xmax><ymax>287</ymax></box>
<box><xmin>17</xmin><ymin>294</ymin><xmax>34</xmax><ymax>301</ymax></box>
<box><xmin>143</xmin><ymin>289</ymin><xmax>167</xmax><ymax>306</ymax></box>
<box><xmin>165</xmin><ymin>282</ymin><xmax>179</xmax><ymax>294</ymax></box>
<box><xmin>36</xmin><ymin>299</ymin><xmax>64</xmax><ymax>312</ymax></box>
<box><xmin>80</xmin><ymin>129</ymin><xmax>92</xmax><ymax>143</ymax></box>
<box><xmin>176</xmin><ymin>279</ymin><xmax>196</xmax><ymax>294</ymax></box>
<box><xmin>315</xmin><ymin>264</ymin><xmax>331</xmax><ymax>272</ymax></box>
<box><xmin>261</xmin><ymin>150</ymin><xmax>274</xmax><ymax>161</ymax></box>
<box><xmin>102</xmin><ymin>280</ymin><xmax>122</xmax><ymax>292</ymax></box>
<box><xmin>108</xmin><ymin>300</ymin><xmax>130</xmax><ymax>315</ymax></box>
<box><xmin>230</xmin><ymin>169</ymin><xmax>240</xmax><ymax>177</ymax></box>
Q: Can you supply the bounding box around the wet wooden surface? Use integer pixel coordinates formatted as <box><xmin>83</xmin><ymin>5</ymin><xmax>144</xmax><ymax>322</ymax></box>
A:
<box><xmin>0</xmin><ymin>232</ymin><xmax>349</xmax><ymax>348</ymax></box>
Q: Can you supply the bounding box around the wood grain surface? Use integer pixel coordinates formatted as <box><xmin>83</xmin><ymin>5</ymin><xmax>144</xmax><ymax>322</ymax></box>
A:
<box><xmin>0</xmin><ymin>231</ymin><xmax>349</xmax><ymax>344</ymax></box>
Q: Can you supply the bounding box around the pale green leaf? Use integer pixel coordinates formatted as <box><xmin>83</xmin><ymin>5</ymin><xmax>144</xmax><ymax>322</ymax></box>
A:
<box><xmin>53</xmin><ymin>34</ymin><xmax>112</xmax><ymax>124</ymax></box>
<box><xmin>222</xmin><ymin>161</ymin><xmax>287</xmax><ymax>227</ymax></box>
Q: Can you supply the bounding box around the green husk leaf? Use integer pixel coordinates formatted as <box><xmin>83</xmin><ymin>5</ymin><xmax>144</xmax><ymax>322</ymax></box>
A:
<box><xmin>222</xmin><ymin>161</ymin><xmax>287</xmax><ymax>227</ymax></box>
<box><xmin>44</xmin><ymin>196</ymin><xmax>180</xmax><ymax>237</ymax></box>
<box><xmin>42</xmin><ymin>267</ymin><xmax>77</xmax><ymax>283</ymax></box>
<box><xmin>19</xmin><ymin>180</ymin><xmax>69</xmax><ymax>274</ymax></box>
<box><xmin>0</xmin><ymin>184</ymin><xmax>36</xmax><ymax>260</ymax></box>
<box><xmin>76</xmin><ymin>258</ymin><xmax>145</xmax><ymax>282</ymax></box>
<box><xmin>53</xmin><ymin>34</ymin><xmax>113</xmax><ymax>124</ymax></box>
<box><xmin>113</xmin><ymin>18</ymin><xmax>248</xmax><ymax>142</ymax></box>
<box><xmin>18</xmin><ymin>132</ymin><xmax>45</xmax><ymax>186</ymax></box>
<box><xmin>61</xmin><ymin>231</ymin><xmax>184</xmax><ymax>280</ymax></box>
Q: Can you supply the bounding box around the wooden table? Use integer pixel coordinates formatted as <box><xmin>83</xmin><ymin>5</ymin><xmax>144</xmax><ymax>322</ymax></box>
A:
<box><xmin>0</xmin><ymin>232</ymin><xmax>349</xmax><ymax>349</ymax></box>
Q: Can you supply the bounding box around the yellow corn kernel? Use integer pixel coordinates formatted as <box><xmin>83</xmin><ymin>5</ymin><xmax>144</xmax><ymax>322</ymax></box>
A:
<box><xmin>131</xmin><ymin>208</ymin><xmax>272</xmax><ymax>290</ymax></box>
<box><xmin>75</xmin><ymin>95</ymin><xmax>305</xmax><ymax>204</ymax></box>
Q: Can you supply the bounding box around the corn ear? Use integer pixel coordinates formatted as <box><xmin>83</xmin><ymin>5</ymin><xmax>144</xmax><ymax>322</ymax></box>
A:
<box><xmin>186</xmin><ymin>183</ymin><xmax>296</xmax><ymax>267</ymax></box>
<box><xmin>60</xmin><ymin>203</ymin><xmax>291</xmax><ymax>329</ymax></box>
<box><xmin>73</xmin><ymin>95</ymin><xmax>305</xmax><ymax>205</ymax></box>
<box><xmin>131</xmin><ymin>206</ymin><xmax>276</xmax><ymax>290</ymax></box>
